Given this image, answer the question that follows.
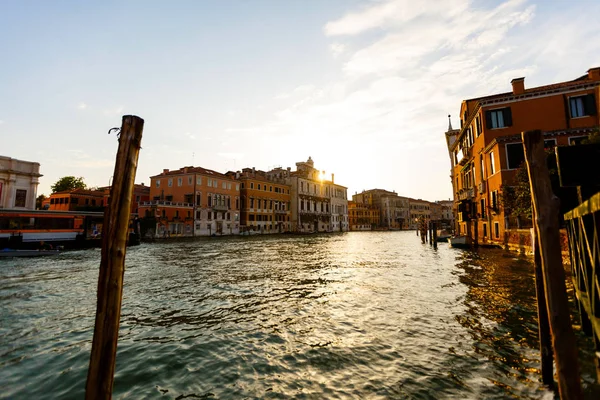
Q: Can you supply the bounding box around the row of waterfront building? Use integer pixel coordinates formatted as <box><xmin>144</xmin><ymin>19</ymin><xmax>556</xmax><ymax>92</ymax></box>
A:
<box><xmin>1</xmin><ymin>155</ymin><xmax>453</xmax><ymax>237</ymax></box>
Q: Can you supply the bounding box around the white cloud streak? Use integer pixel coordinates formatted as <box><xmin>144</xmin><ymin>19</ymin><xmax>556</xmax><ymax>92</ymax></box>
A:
<box><xmin>225</xmin><ymin>0</ymin><xmax>600</xmax><ymax>199</ymax></box>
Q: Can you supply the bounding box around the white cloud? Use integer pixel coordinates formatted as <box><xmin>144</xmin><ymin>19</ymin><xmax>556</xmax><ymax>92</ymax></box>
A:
<box><xmin>330</xmin><ymin>43</ymin><xmax>346</xmax><ymax>58</ymax></box>
<box><xmin>184</xmin><ymin>131</ymin><xmax>196</xmax><ymax>140</ymax></box>
<box><xmin>77</xmin><ymin>102</ymin><xmax>87</xmax><ymax>110</ymax></box>
<box><xmin>225</xmin><ymin>0</ymin><xmax>600</xmax><ymax>199</ymax></box>
<box><xmin>324</xmin><ymin>0</ymin><xmax>470</xmax><ymax>36</ymax></box>
<box><xmin>274</xmin><ymin>84</ymin><xmax>317</xmax><ymax>100</ymax></box>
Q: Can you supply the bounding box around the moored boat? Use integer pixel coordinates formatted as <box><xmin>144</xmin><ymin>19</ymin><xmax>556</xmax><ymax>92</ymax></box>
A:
<box><xmin>449</xmin><ymin>235</ymin><xmax>471</xmax><ymax>248</ymax></box>
<box><xmin>436</xmin><ymin>229</ymin><xmax>452</xmax><ymax>242</ymax></box>
<box><xmin>0</xmin><ymin>249</ymin><xmax>61</xmax><ymax>258</ymax></box>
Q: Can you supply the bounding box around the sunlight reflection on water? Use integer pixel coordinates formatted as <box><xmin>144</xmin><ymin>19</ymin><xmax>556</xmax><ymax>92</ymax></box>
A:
<box><xmin>1</xmin><ymin>232</ymin><xmax>597</xmax><ymax>399</ymax></box>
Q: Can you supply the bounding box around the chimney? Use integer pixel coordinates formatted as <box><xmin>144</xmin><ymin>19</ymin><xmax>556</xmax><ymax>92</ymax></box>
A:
<box><xmin>163</xmin><ymin>169</ymin><xmax>169</xmax><ymax>174</ymax></box>
<box><xmin>184</xmin><ymin>167</ymin><xmax>188</xmax><ymax>174</ymax></box>
<box><xmin>331</xmin><ymin>173</ymin><xmax>335</xmax><ymax>183</ymax></box>
<box><xmin>588</xmin><ymin>67</ymin><xmax>600</xmax><ymax>80</ymax></box>
<box><xmin>252</xmin><ymin>167</ymin><xmax>256</xmax><ymax>176</ymax></box>
<box><xmin>511</xmin><ymin>77</ymin><xmax>525</xmax><ymax>95</ymax></box>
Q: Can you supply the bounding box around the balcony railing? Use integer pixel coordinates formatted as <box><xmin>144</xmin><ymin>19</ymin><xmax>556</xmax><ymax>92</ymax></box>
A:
<box><xmin>458</xmin><ymin>147</ymin><xmax>472</xmax><ymax>166</ymax></box>
<box><xmin>458</xmin><ymin>187</ymin><xmax>475</xmax><ymax>200</ymax></box>
<box><xmin>478</xmin><ymin>181</ymin><xmax>487</xmax><ymax>194</ymax></box>
<box><xmin>212</xmin><ymin>204</ymin><xmax>229</xmax><ymax>211</ymax></box>
<box><xmin>141</xmin><ymin>200</ymin><xmax>193</xmax><ymax>207</ymax></box>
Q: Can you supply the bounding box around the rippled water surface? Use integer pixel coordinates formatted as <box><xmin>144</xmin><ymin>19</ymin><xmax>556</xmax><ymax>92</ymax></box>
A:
<box><xmin>1</xmin><ymin>232</ymin><xmax>597</xmax><ymax>399</ymax></box>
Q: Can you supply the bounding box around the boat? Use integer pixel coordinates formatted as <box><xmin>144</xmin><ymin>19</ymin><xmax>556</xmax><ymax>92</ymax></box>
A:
<box><xmin>449</xmin><ymin>235</ymin><xmax>471</xmax><ymax>248</ymax></box>
<box><xmin>0</xmin><ymin>209</ymin><xmax>138</xmax><ymax>250</ymax></box>
<box><xmin>436</xmin><ymin>229</ymin><xmax>452</xmax><ymax>242</ymax></box>
<box><xmin>0</xmin><ymin>249</ymin><xmax>61</xmax><ymax>258</ymax></box>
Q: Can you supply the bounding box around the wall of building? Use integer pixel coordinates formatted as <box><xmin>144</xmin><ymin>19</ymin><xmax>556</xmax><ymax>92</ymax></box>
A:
<box><xmin>451</xmin><ymin>68</ymin><xmax>600</xmax><ymax>246</ymax></box>
<box><xmin>0</xmin><ymin>156</ymin><xmax>41</xmax><ymax>210</ymax></box>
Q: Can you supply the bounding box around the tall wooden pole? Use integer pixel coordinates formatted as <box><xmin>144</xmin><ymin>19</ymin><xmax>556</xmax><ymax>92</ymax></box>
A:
<box><xmin>522</xmin><ymin>129</ymin><xmax>582</xmax><ymax>399</ymax></box>
<box><xmin>533</xmin><ymin>234</ymin><xmax>554</xmax><ymax>387</ymax></box>
<box><xmin>86</xmin><ymin>116</ymin><xmax>144</xmax><ymax>399</ymax></box>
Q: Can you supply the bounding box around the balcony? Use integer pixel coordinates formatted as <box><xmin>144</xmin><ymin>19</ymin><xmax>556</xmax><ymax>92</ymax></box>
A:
<box><xmin>141</xmin><ymin>200</ymin><xmax>193</xmax><ymax>207</ymax></box>
<box><xmin>458</xmin><ymin>147</ymin><xmax>472</xmax><ymax>166</ymax></box>
<box><xmin>212</xmin><ymin>204</ymin><xmax>229</xmax><ymax>211</ymax></box>
<box><xmin>458</xmin><ymin>187</ymin><xmax>474</xmax><ymax>200</ymax></box>
<box><xmin>478</xmin><ymin>181</ymin><xmax>486</xmax><ymax>194</ymax></box>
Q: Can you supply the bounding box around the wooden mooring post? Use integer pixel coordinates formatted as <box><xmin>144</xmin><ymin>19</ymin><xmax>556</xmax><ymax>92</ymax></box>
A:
<box><xmin>429</xmin><ymin>221</ymin><xmax>433</xmax><ymax>247</ymax></box>
<box><xmin>432</xmin><ymin>221</ymin><xmax>438</xmax><ymax>250</ymax></box>
<box><xmin>522</xmin><ymin>129</ymin><xmax>582</xmax><ymax>399</ymax></box>
<box><xmin>86</xmin><ymin>116</ymin><xmax>144</xmax><ymax>399</ymax></box>
<box><xmin>533</xmin><ymin>234</ymin><xmax>554</xmax><ymax>387</ymax></box>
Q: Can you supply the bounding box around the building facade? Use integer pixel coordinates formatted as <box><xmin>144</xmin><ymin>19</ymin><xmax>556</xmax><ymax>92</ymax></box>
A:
<box><xmin>288</xmin><ymin>157</ymin><xmax>332</xmax><ymax>233</ymax></box>
<box><xmin>140</xmin><ymin>166</ymin><xmax>240</xmax><ymax>237</ymax></box>
<box><xmin>436</xmin><ymin>200</ymin><xmax>455</xmax><ymax>229</ymax></box>
<box><xmin>0</xmin><ymin>156</ymin><xmax>42</xmax><ymax>210</ymax></box>
<box><xmin>46</xmin><ymin>189</ymin><xmax>105</xmax><ymax>211</ymax></box>
<box><xmin>408</xmin><ymin>198</ymin><xmax>431</xmax><ymax>230</ymax></box>
<box><xmin>235</xmin><ymin>167</ymin><xmax>292</xmax><ymax>233</ymax></box>
<box><xmin>286</xmin><ymin>157</ymin><xmax>348</xmax><ymax>233</ymax></box>
<box><xmin>354</xmin><ymin>189</ymin><xmax>411</xmax><ymax>229</ymax></box>
<box><xmin>330</xmin><ymin>181</ymin><xmax>349</xmax><ymax>232</ymax></box>
<box><xmin>448</xmin><ymin>67</ymin><xmax>600</xmax><ymax>245</ymax></box>
<box><xmin>382</xmin><ymin>194</ymin><xmax>410</xmax><ymax>229</ymax></box>
<box><xmin>348</xmin><ymin>200</ymin><xmax>380</xmax><ymax>231</ymax></box>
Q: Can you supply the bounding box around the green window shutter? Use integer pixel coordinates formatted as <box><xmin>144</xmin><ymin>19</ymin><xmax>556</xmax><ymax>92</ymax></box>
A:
<box><xmin>504</xmin><ymin>107</ymin><xmax>513</xmax><ymax>126</ymax></box>
<box><xmin>584</xmin><ymin>93</ymin><xmax>597</xmax><ymax>116</ymax></box>
<box><xmin>485</xmin><ymin>110</ymin><xmax>493</xmax><ymax>129</ymax></box>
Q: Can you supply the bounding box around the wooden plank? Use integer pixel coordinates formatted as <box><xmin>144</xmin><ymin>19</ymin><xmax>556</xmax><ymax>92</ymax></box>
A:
<box><xmin>523</xmin><ymin>129</ymin><xmax>583</xmax><ymax>398</ymax></box>
<box><xmin>85</xmin><ymin>116</ymin><xmax>144</xmax><ymax>399</ymax></box>
<box><xmin>564</xmin><ymin>191</ymin><xmax>600</xmax><ymax>220</ymax></box>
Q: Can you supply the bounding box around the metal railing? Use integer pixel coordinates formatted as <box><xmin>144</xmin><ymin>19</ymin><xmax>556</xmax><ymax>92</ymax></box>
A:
<box><xmin>141</xmin><ymin>200</ymin><xmax>193</xmax><ymax>207</ymax></box>
<box><xmin>458</xmin><ymin>187</ymin><xmax>474</xmax><ymax>200</ymax></box>
<box><xmin>564</xmin><ymin>191</ymin><xmax>600</xmax><ymax>359</ymax></box>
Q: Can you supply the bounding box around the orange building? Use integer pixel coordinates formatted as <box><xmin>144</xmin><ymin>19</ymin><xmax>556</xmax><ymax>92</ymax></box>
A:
<box><xmin>99</xmin><ymin>183</ymin><xmax>150</xmax><ymax>215</ymax></box>
<box><xmin>348</xmin><ymin>200</ymin><xmax>380</xmax><ymax>231</ymax></box>
<box><xmin>234</xmin><ymin>167</ymin><xmax>292</xmax><ymax>233</ymax></box>
<box><xmin>45</xmin><ymin>189</ymin><xmax>105</xmax><ymax>211</ymax></box>
<box><xmin>448</xmin><ymin>67</ymin><xmax>600</xmax><ymax>246</ymax></box>
<box><xmin>139</xmin><ymin>166</ymin><xmax>240</xmax><ymax>237</ymax></box>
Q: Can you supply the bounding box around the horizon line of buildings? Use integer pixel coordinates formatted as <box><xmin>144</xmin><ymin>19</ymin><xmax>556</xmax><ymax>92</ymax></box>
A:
<box><xmin>2</xmin><ymin>154</ymin><xmax>452</xmax><ymax>237</ymax></box>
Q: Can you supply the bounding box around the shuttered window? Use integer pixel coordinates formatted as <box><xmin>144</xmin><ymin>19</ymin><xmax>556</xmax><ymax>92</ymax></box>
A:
<box><xmin>569</xmin><ymin>94</ymin><xmax>597</xmax><ymax>118</ymax></box>
<box><xmin>485</xmin><ymin>107</ymin><xmax>513</xmax><ymax>129</ymax></box>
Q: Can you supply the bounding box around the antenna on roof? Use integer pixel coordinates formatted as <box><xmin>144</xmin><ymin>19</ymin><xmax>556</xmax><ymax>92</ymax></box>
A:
<box><xmin>447</xmin><ymin>115</ymin><xmax>453</xmax><ymax>131</ymax></box>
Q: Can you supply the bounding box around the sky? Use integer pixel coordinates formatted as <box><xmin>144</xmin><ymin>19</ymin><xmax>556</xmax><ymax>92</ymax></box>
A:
<box><xmin>2</xmin><ymin>0</ymin><xmax>600</xmax><ymax>201</ymax></box>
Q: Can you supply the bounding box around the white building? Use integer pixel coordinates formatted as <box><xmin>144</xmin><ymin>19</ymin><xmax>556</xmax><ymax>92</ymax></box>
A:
<box><xmin>330</xmin><ymin>180</ymin><xmax>349</xmax><ymax>232</ymax></box>
<box><xmin>288</xmin><ymin>157</ymin><xmax>331</xmax><ymax>232</ymax></box>
<box><xmin>0</xmin><ymin>156</ymin><xmax>42</xmax><ymax>210</ymax></box>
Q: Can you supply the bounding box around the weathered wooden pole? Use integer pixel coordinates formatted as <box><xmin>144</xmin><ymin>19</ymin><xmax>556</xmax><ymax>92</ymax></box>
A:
<box><xmin>433</xmin><ymin>221</ymin><xmax>438</xmax><ymax>249</ymax></box>
<box><xmin>533</xmin><ymin>234</ymin><xmax>554</xmax><ymax>388</ymax></box>
<box><xmin>86</xmin><ymin>116</ymin><xmax>144</xmax><ymax>400</ymax></box>
<box><xmin>522</xmin><ymin>129</ymin><xmax>582</xmax><ymax>399</ymax></box>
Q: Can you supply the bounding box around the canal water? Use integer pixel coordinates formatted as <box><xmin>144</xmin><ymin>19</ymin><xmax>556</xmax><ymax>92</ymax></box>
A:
<box><xmin>1</xmin><ymin>231</ymin><xmax>598</xmax><ymax>399</ymax></box>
